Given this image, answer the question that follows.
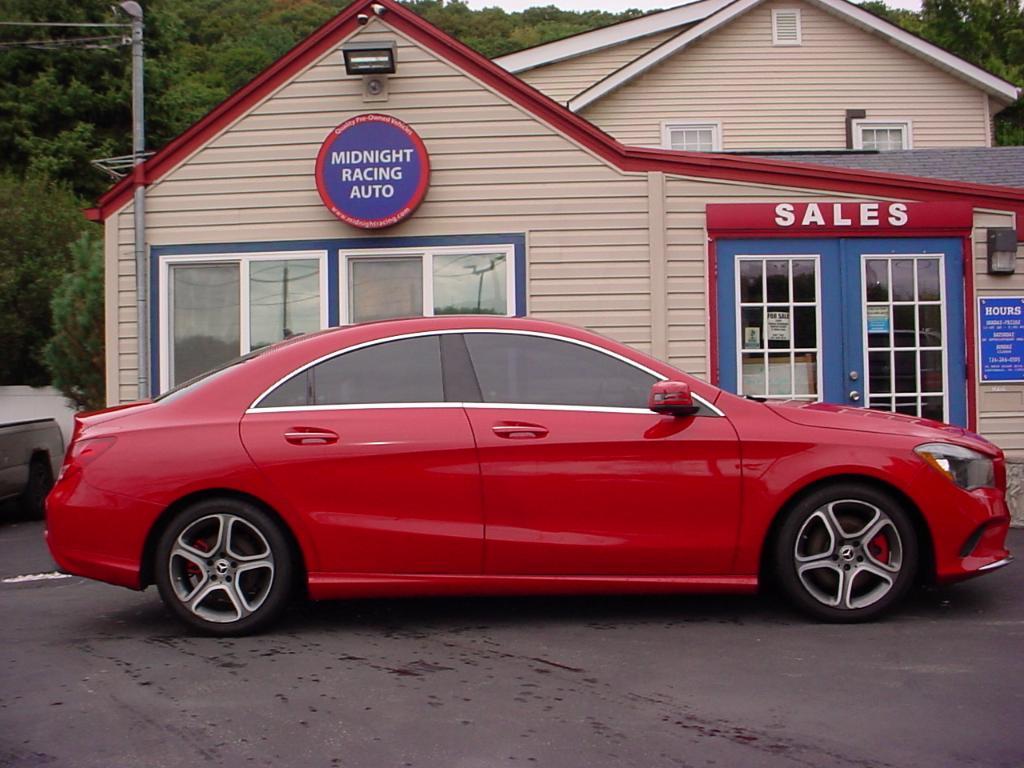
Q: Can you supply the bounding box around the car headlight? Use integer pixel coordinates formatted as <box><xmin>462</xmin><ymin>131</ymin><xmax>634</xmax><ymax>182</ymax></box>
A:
<box><xmin>915</xmin><ymin>443</ymin><xmax>995</xmax><ymax>490</ymax></box>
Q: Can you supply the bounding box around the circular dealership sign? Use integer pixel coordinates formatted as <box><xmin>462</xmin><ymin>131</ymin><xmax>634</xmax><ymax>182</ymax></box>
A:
<box><xmin>315</xmin><ymin>113</ymin><xmax>430</xmax><ymax>229</ymax></box>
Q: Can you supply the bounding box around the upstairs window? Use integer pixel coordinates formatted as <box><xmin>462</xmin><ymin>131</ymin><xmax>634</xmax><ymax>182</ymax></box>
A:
<box><xmin>853</xmin><ymin>121</ymin><xmax>912</xmax><ymax>151</ymax></box>
<box><xmin>663</xmin><ymin>122</ymin><xmax>721</xmax><ymax>152</ymax></box>
<box><xmin>772</xmin><ymin>9</ymin><xmax>802</xmax><ymax>45</ymax></box>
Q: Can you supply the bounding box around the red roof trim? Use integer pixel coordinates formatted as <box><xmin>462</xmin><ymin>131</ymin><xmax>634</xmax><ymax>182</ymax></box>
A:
<box><xmin>92</xmin><ymin>0</ymin><xmax>1024</xmax><ymax>237</ymax></box>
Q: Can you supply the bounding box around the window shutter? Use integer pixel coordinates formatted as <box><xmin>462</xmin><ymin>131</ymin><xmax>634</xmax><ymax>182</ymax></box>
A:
<box><xmin>772</xmin><ymin>9</ymin><xmax>801</xmax><ymax>45</ymax></box>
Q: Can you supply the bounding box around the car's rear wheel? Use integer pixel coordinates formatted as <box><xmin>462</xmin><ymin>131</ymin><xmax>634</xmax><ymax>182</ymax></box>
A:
<box><xmin>154</xmin><ymin>498</ymin><xmax>293</xmax><ymax>636</ymax></box>
<box><xmin>19</xmin><ymin>454</ymin><xmax>53</xmax><ymax>520</ymax></box>
<box><xmin>774</xmin><ymin>482</ymin><xmax>918</xmax><ymax>621</ymax></box>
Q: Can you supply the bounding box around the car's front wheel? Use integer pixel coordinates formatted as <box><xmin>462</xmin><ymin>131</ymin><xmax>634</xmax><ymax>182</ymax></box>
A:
<box><xmin>154</xmin><ymin>498</ymin><xmax>293</xmax><ymax>636</ymax></box>
<box><xmin>774</xmin><ymin>482</ymin><xmax>919</xmax><ymax>621</ymax></box>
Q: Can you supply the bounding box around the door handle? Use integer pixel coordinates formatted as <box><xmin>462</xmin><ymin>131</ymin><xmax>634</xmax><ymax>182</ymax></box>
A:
<box><xmin>491</xmin><ymin>422</ymin><xmax>549</xmax><ymax>439</ymax></box>
<box><xmin>284</xmin><ymin>428</ymin><xmax>339</xmax><ymax>445</ymax></box>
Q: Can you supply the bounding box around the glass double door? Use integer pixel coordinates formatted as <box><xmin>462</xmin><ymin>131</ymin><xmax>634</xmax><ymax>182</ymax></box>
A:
<box><xmin>716</xmin><ymin>238</ymin><xmax>966</xmax><ymax>426</ymax></box>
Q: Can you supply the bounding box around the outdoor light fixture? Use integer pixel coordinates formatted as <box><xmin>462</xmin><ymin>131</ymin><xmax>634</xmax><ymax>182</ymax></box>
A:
<box><xmin>987</xmin><ymin>228</ymin><xmax>1018</xmax><ymax>275</ymax></box>
<box><xmin>342</xmin><ymin>40</ymin><xmax>396</xmax><ymax>75</ymax></box>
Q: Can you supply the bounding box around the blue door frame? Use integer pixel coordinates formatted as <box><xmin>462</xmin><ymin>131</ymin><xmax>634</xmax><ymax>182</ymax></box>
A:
<box><xmin>716</xmin><ymin>237</ymin><xmax>966</xmax><ymax>426</ymax></box>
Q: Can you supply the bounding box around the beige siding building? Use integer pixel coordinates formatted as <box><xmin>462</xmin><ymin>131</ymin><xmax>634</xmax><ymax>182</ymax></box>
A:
<box><xmin>502</xmin><ymin>0</ymin><xmax>1017</xmax><ymax>153</ymax></box>
<box><xmin>91</xmin><ymin>0</ymin><xmax>1024</xmax><ymax>516</ymax></box>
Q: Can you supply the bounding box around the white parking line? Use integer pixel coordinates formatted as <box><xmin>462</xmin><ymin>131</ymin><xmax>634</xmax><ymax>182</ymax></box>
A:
<box><xmin>2</xmin><ymin>571</ymin><xmax>73</xmax><ymax>584</ymax></box>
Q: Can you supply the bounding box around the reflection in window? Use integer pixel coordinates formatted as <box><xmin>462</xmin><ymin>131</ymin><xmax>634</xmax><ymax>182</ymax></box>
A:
<box><xmin>170</xmin><ymin>264</ymin><xmax>240</xmax><ymax>385</ymax></box>
<box><xmin>250</xmin><ymin>259</ymin><xmax>320</xmax><ymax>350</ymax></box>
<box><xmin>433</xmin><ymin>253</ymin><xmax>507</xmax><ymax>315</ymax></box>
<box><xmin>349</xmin><ymin>257</ymin><xmax>423</xmax><ymax>323</ymax></box>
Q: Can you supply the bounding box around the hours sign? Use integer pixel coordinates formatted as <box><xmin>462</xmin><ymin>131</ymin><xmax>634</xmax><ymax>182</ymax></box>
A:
<box><xmin>315</xmin><ymin>113</ymin><xmax>430</xmax><ymax>229</ymax></box>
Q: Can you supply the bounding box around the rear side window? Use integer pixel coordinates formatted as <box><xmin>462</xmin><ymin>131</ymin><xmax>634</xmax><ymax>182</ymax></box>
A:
<box><xmin>463</xmin><ymin>333</ymin><xmax>656</xmax><ymax>409</ymax></box>
<box><xmin>257</xmin><ymin>335</ymin><xmax>444</xmax><ymax>407</ymax></box>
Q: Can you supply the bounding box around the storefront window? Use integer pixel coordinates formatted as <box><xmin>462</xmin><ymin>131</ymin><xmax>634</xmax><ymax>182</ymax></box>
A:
<box><xmin>349</xmin><ymin>257</ymin><xmax>424</xmax><ymax>323</ymax></box>
<box><xmin>170</xmin><ymin>263</ymin><xmax>241</xmax><ymax>385</ymax></box>
<box><xmin>341</xmin><ymin>246</ymin><xmax>513</xmax><ymax>324</ymax></box>
<box><xmin>164</xmin><ymin>252</ymin><xmax>326</xmax><ymax>387</ymax></box>
<box><xmin>250</xmin><ymin>259</ymin><xmax>321</xmax><ymax>350</ymax></box>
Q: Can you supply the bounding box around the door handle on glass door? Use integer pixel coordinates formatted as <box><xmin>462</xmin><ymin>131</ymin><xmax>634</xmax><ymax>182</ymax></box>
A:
<box><xmin>491</xmin><ymin>422</ymin><xmax>549</xmax><ymax>439</ymax></box>
<box><xmin>284</xmin><ymin>428</ymin><xmax>339</xmax><ymax>445</ymax></box>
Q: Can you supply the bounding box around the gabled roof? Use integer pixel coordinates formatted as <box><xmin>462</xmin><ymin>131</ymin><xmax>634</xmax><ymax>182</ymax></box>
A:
<box><xmin>88</xmin><ymin>0</ymin><xmax>1024</xmax><ymax>237</ymax></box>
<box><xmin>493</xmin><ymin>0</ymin><xmax>730</xmax><ymax>73</ymax></box>
<box><xmin>495</xmin><ymin>0</ymin><xmax>1020</xmax><ymax>110</ymax></box>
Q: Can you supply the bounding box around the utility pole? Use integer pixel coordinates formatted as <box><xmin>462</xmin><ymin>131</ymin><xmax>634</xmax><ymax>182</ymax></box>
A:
<box><xmin>119</xmin><ymin>1</ymin><xmax>148</xmax><ymax>399</ymax></box>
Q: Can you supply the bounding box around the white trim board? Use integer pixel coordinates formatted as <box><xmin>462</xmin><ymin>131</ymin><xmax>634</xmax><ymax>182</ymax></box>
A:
<box><xmin>493</xmin><ymin>0</ymin><xmax>730</xmax><ymax>73</ymax></box>
<box><xmin>560</xmin><ymin>0</ymin><xmax>1019</xmax><ymax>113</ymax></box>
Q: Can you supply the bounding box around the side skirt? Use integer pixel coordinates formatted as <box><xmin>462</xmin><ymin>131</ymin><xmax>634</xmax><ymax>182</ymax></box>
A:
<box><xmin>307</xmin><ymin>573</ymin><xmax>758</xmax><ymax>600</ymax></box>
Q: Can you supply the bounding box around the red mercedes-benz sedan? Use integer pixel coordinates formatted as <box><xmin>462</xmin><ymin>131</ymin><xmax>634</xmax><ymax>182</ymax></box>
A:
<box><xmin>46</xmin><ymin>316</ymin><xmax>1012</xmax><ymax>635</ymax></box>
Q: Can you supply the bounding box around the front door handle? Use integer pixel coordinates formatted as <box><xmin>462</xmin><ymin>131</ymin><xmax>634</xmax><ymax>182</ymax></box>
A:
<box><xmin>285</xmin><ymin>427</ymin><xmax>339</xmax><ymax>445</ymax></box>
<box><xmin>491</xmin><ymin>422</ymin><xmax>549</xmax><ymax>439</ymax></box>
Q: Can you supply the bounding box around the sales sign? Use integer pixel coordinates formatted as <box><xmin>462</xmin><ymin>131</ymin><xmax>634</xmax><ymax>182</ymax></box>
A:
<box><xmin>979</xmin><ymin>297</ymin><xmax>1024</xmax><ymax>382</ymax></box>
<box><xmin>315</xmin><ymin>113</ymin><xmax>430</xmax><ymax>229</ymax></box>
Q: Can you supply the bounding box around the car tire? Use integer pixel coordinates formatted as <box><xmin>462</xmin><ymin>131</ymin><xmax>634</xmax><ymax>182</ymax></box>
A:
<box><xmin>19</xmin><ymin>454</ymin><xmax>53</xmax><ymax>520</ymax></box>
<box><xmin>774</xmin><ymin>482</ymin><xmax>918</xmax><ymax>622</ymax></box>
<box><xmin>154</xmin><ymin>498</ymin><xmax>293</xmax><ymax>636</ymax></box>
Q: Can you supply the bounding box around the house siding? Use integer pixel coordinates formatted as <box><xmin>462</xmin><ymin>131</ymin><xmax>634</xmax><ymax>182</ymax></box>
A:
<box><xmin>517</xmin><ymin>28</ymin><xmax>681</xmax><ymax>104</ymax></box>
<box><xmin>580</xmin><ymin>0</ymin><xmax>993</xmax><ymax>150</ymax></box>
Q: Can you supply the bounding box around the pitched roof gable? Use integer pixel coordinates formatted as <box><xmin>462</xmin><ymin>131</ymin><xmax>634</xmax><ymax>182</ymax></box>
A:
<box><xmin>496</xmin><ymin>0</ymin><xmax>1020</xmax><ymax>110</ymax></box>
<box><xmin>493</xmin><ymin>0</ymin><xmax>729</xmax><ymax>74</ymax></box>
<box><xmin>89</xmin><ymin>0</ymin><xmax>1024</xmax><ymax>237</ymax></box>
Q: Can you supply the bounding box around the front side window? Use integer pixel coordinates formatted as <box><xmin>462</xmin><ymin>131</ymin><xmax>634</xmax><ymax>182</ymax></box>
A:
<box><xmin>664</xmin><ymin>123</ymin><xmax>720</xmax><ymax>152</ymax></box>
<box><xmin>343</xmin><ymin>247</ymin><xmax>512</xmax><ymax>324</ymax></box>
<box><xmin>258</xmin><ymin>335</ymin><xmax>443</xmax><ymax>408</ymax></box>
<box><xmin>854</xmin><ymin>121</ymin><xmax>910</xmax><ymax>151</ymax></box>
<box><xmin>463</xmin><ymin>333</ymin><xmax>657</xmax><ymax>409</ymax></box>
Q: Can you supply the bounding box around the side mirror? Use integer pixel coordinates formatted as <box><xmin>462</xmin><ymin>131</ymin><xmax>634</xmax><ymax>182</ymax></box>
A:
<box><xmin>649</xmin><ymin>381</ymin><xmax>699</xmax><ymax>417</ymax></box>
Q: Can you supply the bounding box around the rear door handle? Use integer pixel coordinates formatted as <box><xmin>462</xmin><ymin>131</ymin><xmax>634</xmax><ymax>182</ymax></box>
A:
<box><xmin>491</xmin><ymin>422</ymin><xmax>549</xmax><ymax>439</ymax></box>
<box><xmin>284</xmin><ymin>428</ymin><xmax>339</xmax><ymax>445</ymax></box>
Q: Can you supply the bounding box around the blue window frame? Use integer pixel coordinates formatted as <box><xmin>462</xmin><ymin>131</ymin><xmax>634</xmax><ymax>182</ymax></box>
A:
<box><xmin>716</xmin><ymin>237</ymin><xmax>966</xmax><ymax>426</ymax></box>
<box><xmin>151</xmin><ymin>234</ymin><xmax>526</xmax><ymax>395</ymax></box>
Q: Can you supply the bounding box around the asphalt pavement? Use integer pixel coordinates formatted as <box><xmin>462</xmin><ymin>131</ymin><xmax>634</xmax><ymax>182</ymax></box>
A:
<box><xmin>1</xmin><ymin>513</ymin><xmax>1022</xmax><ymax>768</ymax></box>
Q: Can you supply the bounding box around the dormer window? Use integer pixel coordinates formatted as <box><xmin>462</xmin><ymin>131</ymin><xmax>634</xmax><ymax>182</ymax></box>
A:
<box><xmin>772</xmin><ymin>9</ymin><xmax>802</xmax><ymax>45</ymax></box>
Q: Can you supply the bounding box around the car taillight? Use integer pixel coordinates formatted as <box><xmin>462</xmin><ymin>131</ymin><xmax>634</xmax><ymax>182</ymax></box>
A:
<box><xmin>58</xmin><ymin>436</ymin><xmax>117</xmax><ymax>482</ymax></box>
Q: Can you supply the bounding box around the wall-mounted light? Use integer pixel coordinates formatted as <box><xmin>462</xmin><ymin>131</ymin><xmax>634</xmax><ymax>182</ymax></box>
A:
<box><xmin>987</xmin><ymin>228</ymin><xmax>1018</xmax><ymax>275</ymax></box>
<box><xmin>342</xmin><ymin>40</ymin><xmax>396</xmax><ymax>75</ymax></box>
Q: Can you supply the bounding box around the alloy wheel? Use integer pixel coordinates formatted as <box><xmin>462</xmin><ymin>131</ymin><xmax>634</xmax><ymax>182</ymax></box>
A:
<box><xmin>168</xmin><ymin>513</ymin><xmax>276</xmax><ymax>624</ymax></box>
<box><xmin>794</xmin><ymin>499</ymin><xmax>903</xmax><ymax>611</ymax></box>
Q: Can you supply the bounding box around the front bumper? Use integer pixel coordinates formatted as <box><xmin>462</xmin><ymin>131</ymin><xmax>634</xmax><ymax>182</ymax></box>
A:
<box><xmin>922</xmin><ymin>483</ymin><xmax>1013</xmax><ymax>584</ymax></box>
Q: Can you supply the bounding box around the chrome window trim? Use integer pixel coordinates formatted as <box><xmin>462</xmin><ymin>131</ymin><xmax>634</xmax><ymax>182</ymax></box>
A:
<box><xmin>247</xmin><ymin>328</ymin><xmax>724</xmax><ymax>417</ymax></box>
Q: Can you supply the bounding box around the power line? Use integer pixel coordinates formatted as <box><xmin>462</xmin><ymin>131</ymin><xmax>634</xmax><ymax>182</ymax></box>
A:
<box><xmin>0</xmin><ymin>35</ymin><xmax>125</xmax><ymax>50</ymax></box>
<box><xmin>0</xmin><ymin>21</ymin><xmax>130</xmax><ymax>28</ymax></box>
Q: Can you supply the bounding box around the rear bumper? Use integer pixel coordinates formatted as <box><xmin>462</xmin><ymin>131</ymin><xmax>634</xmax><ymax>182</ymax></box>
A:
<box><xmin>45</xmin><ymin>471</ymin><xmax>161</xmax><ymax>590</ymax></box>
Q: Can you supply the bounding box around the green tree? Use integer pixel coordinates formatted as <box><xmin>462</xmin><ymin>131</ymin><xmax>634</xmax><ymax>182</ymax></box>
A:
<box><xmin>43</xmin><ymin>231</ymin><xmax>106</xmax><ymax>410</ymax></box>
<box><xmin>0</xmin><ymin>173</ymin><xmax>91</xmax><ymax>386</ymax></box>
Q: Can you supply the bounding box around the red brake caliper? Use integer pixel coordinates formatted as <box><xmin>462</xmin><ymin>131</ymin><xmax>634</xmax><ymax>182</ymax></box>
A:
<box><xmin>186</xmin><ymin>538</ymin><xmax>210</xmax><ymax>579</ymax></box>
<box><xmin>868</xmin><ymin>533</ymin><xmax>890</xmax><ymax>564</ymax></box>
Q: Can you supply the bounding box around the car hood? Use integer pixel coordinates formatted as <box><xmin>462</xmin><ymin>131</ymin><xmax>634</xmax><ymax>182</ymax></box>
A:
<box><xmin>765</xmin><ymin>400</ymin><xmax>999</xmax><ymax>455</ymax></box>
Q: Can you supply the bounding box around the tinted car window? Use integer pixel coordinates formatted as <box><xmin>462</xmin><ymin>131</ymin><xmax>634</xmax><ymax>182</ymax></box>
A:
<box><xmin>464</xmin><ymin>333</ymin><xmax>656</xmax><ymax>409</ymax></box>
<box><xmin>257</xmin><ymin>335</ymin><xmax>443</xmax><ymax>407</ymax></box>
